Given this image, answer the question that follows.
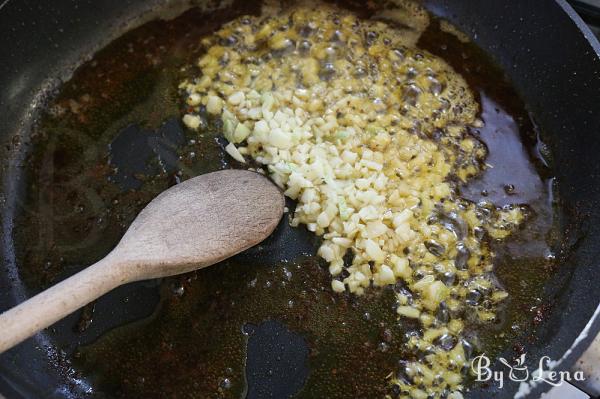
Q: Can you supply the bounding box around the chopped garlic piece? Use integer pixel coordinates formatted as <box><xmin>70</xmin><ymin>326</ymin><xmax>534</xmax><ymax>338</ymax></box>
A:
<box><xmin>224</xmin><ymin>143</ymin><xmax>245</xmax><ymax>163</ymax></box>
<box><xmin>187</xmin><ymin>93</ymin><xmax>202</xmax><ymax>106</ymax></box>
<box><xmin>182</xmin><ymin>114</ymin><xmax>201</xmax><ymax>130</ymax></box>
<box><xmin>331</xmin><ymin>280</ymin><xmax>345</xmax><ymax>293</ymax></box>
<box><xmin>206</xmin><ymin>95</ymin><xmax>223</xmax><ymax>114</ymax></box>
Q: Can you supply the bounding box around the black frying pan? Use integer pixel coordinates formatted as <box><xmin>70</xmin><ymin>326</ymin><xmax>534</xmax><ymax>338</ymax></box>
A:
<box><xmin>1</xmin><ymin>1</ymin><xmax>600</xmax><ymax>398</ymax></box>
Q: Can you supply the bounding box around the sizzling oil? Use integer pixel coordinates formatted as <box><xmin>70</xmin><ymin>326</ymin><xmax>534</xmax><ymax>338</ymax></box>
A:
<box><xmin>13</xmin><ymin>3</ymin><xmax>557</xmax><ymax>398</ymax></box>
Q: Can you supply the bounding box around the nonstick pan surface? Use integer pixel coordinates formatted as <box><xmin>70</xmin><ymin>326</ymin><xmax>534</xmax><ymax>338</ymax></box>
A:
<box><xmin>1</xmin><ymin>1</ymin><xmax>600</xmax><ymax>398</ymax></box>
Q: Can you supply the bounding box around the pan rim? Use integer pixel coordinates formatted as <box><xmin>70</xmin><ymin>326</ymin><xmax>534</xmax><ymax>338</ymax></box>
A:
<box><xmin>1</xmin><ymin>0</ymin><xmax>600</xmax><ymax>398</ymax></box>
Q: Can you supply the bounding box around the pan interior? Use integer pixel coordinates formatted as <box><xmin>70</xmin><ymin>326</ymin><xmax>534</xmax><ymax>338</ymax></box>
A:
<box><xmin>0</xmin><ymin>1</ymin><xmax>582</xmax><ymax>398</ymax></box>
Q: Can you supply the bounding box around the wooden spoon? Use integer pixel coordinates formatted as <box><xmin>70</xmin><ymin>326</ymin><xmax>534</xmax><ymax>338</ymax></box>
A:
<box><xmin>0</xmin><ymin>169</ymin><xmax>284</xmax><ymax>354</ymax></box>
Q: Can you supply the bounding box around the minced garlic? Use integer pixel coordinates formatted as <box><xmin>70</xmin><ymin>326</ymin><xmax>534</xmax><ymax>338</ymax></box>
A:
<box><xmin>180</xmin><ymin>4</ymin><xmax>526</xmax><ymax>398</ymax></box>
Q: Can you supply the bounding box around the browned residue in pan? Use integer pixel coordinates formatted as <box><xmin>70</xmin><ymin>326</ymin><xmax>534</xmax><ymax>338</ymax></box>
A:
<box><xmin>13</xmin><ymin>3</ymin><xmax>558</xmax><ymax>398</ymax></box>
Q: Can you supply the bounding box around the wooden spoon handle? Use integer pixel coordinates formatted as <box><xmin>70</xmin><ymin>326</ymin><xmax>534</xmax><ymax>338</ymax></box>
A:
<box><xmin>0</xmin><ymin>256</ymin><xmax>126</xmax><ymax>353</ymax></box>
